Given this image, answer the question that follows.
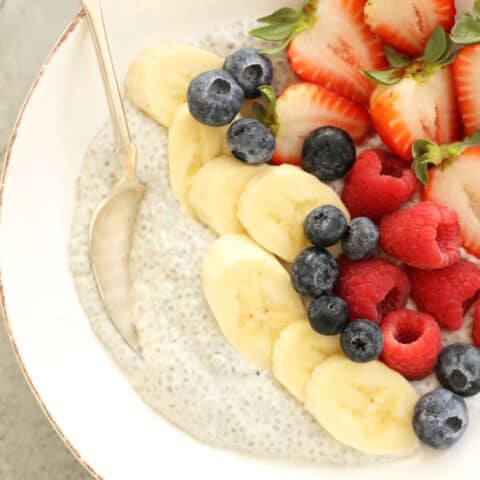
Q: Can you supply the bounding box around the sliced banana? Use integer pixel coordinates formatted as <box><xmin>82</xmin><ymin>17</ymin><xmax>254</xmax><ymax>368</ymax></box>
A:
<box><xmin>237</xmin><ymin>165</ymin><xmax>350</xmax><ymax>262</ymax></box>
<box><xmin>273</xmin><ymin>322</ymin><xmax>341</xmax><ymax>402</ymax></box>
<box><xmin>125</xmin><ymin>43</ymin><xmax>223</xmax><ymax>127</ymax></box>
<box><xmin>168</xmin><ymin>103</ymin><xmax>230</xmax><ymax>216</ymax></box>
<box><xmin>203</xmin><ymin>234</ymin><xmax>307</xmax><ymax>370</ymax></box>
<box><xmin>189</xmin><ymin>155</ymin><xmax>269</xmax><ymax>235</ymax></box>
<box><xmin>305</xmin><ymin>355</ymin><xmax>419</xmax><ymax>455</ymax></box>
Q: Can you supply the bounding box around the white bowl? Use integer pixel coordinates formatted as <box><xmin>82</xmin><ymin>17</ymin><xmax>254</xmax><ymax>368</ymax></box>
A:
<box><xmin>1</xmin><ymin>0</ymin><xmax>478</xmax><ymax>478</ymax></box>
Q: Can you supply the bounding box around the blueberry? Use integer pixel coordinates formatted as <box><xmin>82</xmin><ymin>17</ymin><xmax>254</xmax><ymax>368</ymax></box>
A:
<box><xmin>291</xmin><ymin>247</ymin><xmax>339</xmax><ymax>297</ymax></box>
<box><xmin>304</xmin><ymin>205</ymin><xmax>349</xmax><ymax>248</ymax></box>
<box><xmin>413</xmin><ymin>388</ymin><xmax>468</xmax><ymax>449</ymax></box>
<box><xmin>340</xmin><ymin>319</ymin><xmax>383</xmax><ymax>362</ymax></box>
<box><xmin>342</xmin><ymin>217</ymin><xmax>379</xmax><ymax>260</ymax></box>
<box><xmin>301</xmin><ymin>127</ymin><xmax>356</xmax><ymax>181</ymax></box>
<box><xmin>223</xmin><ymin>48</ymin><xmax>273</xmax><ymax>99</ymax></box>
<box><xmin>187</xmin><ymin>70</ymin><xmax>244</xmax><ymax>126</ymax></box>
<box><xmin>436</xmin><ymin>343</ymin><xmax>480</xmax><ymax>397</ymax></box>
<box><xmin>308</xmin><ymin>296</ymin><xmax>349</xmax><ymax>336</ymax></box>
<box><xmin>227</xmin><ymin>118</ymin><xmax>275</xmax><ymax>165</ymax></box>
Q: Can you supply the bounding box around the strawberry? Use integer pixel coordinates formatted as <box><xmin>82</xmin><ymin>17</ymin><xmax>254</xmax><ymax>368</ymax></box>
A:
<box><xmin>253</xmin><ymin>83</ymin><xmax>371</xmax><ymax>166</ymax></box>
<box><xmin>412</xmin><ymin>137</ymin><xmax>480</xmax><ymax>258</ymax></box>
<box><xmin>250</xmin><ymin>0</ymin><xmax>386</xmax><ymax>106</ymax></box>
<box><xmin>364</xmin><ymin>0</ymin><xmax>456</xmax><ymax>58</ymax></box>
<box><xmin>454</xmin><ymin>44</ymin><xmax>480</xmax><ymax>136</ymax></box>
<box><xmin>450</xmin><ymin>5</ymin><xmax>480</xmax><ymax>136</ymax></box>
<box><xmin>366</xmin><ymin>27</ymin><xmax>460</xmax><ymax>162</ymax></box>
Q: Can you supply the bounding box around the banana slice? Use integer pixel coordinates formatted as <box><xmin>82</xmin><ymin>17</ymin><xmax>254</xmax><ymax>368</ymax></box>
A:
<box><xmin>125</xmin><ymin>43</ymin><xmax>223</xmax><ymax>127</ymax></box>
<box><xmin>305</xmin><ymin>355</ymin><xmax>419</xmax><ymax>455</ymax></box>
<box><xmin>237</xmin><ymin>165</ymin><xmax>350</xmax><ymax>262</ymax></box>
<box><xmin>272</xmin><ymin>322</ymin><xmax>341</xmax><ymax>402</ymax></box>
<box><xmin>168</xmin><ymin>104</ymin><xmax>230</xmax><ymax>216</ymax></box>
<box><xmin>189</xmin><ymin>155</ymin><xmax>269</xmax><ymax>235</ymax></box>
<box><xmin>203</xmin><ymin>234</ymin><xmax>307</xmax><ymax>370</ymax></box>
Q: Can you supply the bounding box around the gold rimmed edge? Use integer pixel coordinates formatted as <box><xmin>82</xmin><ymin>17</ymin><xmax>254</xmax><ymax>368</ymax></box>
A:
<box><xmin>0</xmin><ymin>9</ymin><xmax>103</xmax><ymax>480</ymax></box>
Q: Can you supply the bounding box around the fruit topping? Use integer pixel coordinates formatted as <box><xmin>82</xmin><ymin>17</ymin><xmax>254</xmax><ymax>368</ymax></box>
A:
<box><xmin>340</xmin><ymin>319</ymin><xmax>384</xmax><ymax>363</ymax></box>
<box><xmin>308</xmin><ymin>295</ymin><xmax>349</xmax><ymax>336</ymax></box>
<box><xmin>125</xmin><ymin>44</ymin><xmax>224</xmax><ymax>128</ymax></box>
<box><xmin>474</xmin><ymin>303</ymin><xmax>480</xmax><ymax>348</ymax></box>
<box><xmin>301</xmin><ymin>126</ymin><xmax>356</xmax><ymax>181</ymax></box>
<box><xmin>436</xmin><ymin>343</ymin><xmax>480</xmax><ymax>397</ymax></box>
<box><xmin>419</xmin><ymin>143</ymin><xmax>480</xmax><ymax>259</ymax></box>
<box><xmin>224</xmin><ymin>48</ymin><xmax>273</xmax><ymax>99</ymax></box>
<box><xmin>168</xmin><ymin>103</ymin><xmax>231</xmax><ymax>216</ymax></box>
<box><xmin>379</xmin><ymin>201</ymin><xmax>461</xmax><ymax>270</ymax></box>
<box><xmin>337</xmin><ymin>257</ymin><xmax>411</xmax><ymax>324</ymax></box>
<box><xmin>291</xmin><ymin>247</ymin><xmax>339</xmax><ymax>297</ymax></box>
<box><xmin>273</xmin><ymin>321</ymin><xmax>341</xmax><ymax>402</ymax></box>
<box><xmin>303</xmin><ymin>205</ymin><xmax>349</xmax><ymax>248</ymax></box>
<box><xmin>341</xmin><ymin>149</ymin><xmax>417</xmax><ymax>221</ymax></box>
<box><xmin>269</xmin><ymin>82</ymin><xmax>371</xmax><ymax>166</ymax></box>
<box><xmin>237</xmin><ymin>164</ymin><xmax>350</xmax><ymax>262</ymax></box>
<box><xmin>454</xmin><ymin>44</ymin><xmax>480</xmax><ymax>136</ymax></box>
<box><xmin>381</xmin><ymin>309</ymin><xmax>441</xmax><ymax>380</ymax></box>
<box><xmin>365</xmin><ymin>27</ymin><xmax>460</xmax><ymax>162</ymax></box>
<box><xmin>305</xmin><ymin>356</ymin><xmax>419</xmax><ymax>455</ymax></box>
<box><xmin>227</xmin><ymin>118</ymin><xmax>275</xmax><ymax>165</ymax></box>
<box><xmin>413</xmin><ymin>389</ymin><xmax>468</xmax><ymax>449</ymax></box>
<box><xmin>342</xmin><ymin>217</ymin><xmax>379</xmax><ymax>261</ymax></box>
<box><xmin>202</xmin><ymin>234</ymin><xmax>307</xmax><ymax>370</ymax></box>
<box><xmin>187</xmin><ymin>70</ymin><xmax>244</xmax><ymax>126</ymax></box>
<box><xmin>189</xmin><ymin>155</ymin><xmax>268</xmax><ymax>235</ymax></box>
<box><xmin>250</xmin><ymin>0</ymin><xmax>387</xmax><ymax>105</ymax></box>
<box><xmin>408</xmin><ymin>260</ymin><xmax>480</xmax><ymax>331</ymax></box>
<box><xmin>364</xmin><ymin>0</ymin><xmax>456</xmax><ymax>57</ymax></box>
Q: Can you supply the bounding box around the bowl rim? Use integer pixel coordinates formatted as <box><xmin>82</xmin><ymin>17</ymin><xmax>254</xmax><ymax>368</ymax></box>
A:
<box><xmin>0</xmin><ymin>9</ymin><xmax>102</xmax><ymax>480</ymax></box>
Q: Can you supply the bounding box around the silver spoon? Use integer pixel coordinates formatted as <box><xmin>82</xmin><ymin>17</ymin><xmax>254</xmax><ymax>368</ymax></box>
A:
<box><xmin>82</xmin><ymin>0</ymin><xmax>145</xmax><ymax>357</ymax></box>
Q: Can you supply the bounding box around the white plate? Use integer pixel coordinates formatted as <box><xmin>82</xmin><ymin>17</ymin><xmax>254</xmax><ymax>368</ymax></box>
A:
<box><xmin>1</xmin><ymin>0</ymin><xmax>478</xmax><ymax>478</ymax></box>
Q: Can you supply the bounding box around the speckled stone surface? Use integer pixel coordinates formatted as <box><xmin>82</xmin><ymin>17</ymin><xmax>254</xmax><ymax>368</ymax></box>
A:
<box><xmin>0</xmin><ymin>0</ymin><xmax>92</xmax><ymax>478</ymax></box>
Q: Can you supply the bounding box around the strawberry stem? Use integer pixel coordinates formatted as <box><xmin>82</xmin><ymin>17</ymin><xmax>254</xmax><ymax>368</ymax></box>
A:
<box><xmin>251</xmin><ymin>85</ymin><xmax>279</xmax><ymax>135</ymax></box>
<box><xmin>451</xmin><ymin>0</ymin><xmax>480</xmax><ymax>45</ymax></box>
<box><xmin>250</xmin><ymin>0</ymin><xmax>318</xmax><ymax>55</ymax></box>
<box><xmin>412</xmin><ymin>132</ymin><xmax>480</xmax><ymax>186</ymax></box>
<box><xmin>364</xmin><ymin>27</ymin><xmax>455</xmax><ymax>86</ymax></box>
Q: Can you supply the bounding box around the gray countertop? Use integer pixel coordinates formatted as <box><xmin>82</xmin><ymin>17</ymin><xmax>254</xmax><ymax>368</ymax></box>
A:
<box><xmin>0</xmin><ymin>1</ymin><xmax>92</xmax><ymax>478</ymax></box>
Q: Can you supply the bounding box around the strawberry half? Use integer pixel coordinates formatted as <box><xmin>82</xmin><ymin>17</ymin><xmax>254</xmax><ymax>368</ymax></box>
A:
<box><xmin>411</xmin><ymin>133</ymin><xmax>480</xmax><ymax>258</ymax></box>
<box><xmin>422</xmin><ymin>146</ymin><xmax>480</xmax><ymax>258</ymax></box>
<box><xmin>364</xmin><ymin>0</ymin><xmax>456</xmax><ymax>58</ymax></box>
<box><xmin>454</xmin><ymin>44</ymin><xmax>480</xmax><ymax>136</ymax></box>
<box><xmin>256</xmin><ymin>83</ymin><xmax>371</xmax><ymax>166</ymax></box>
<box><xmin>250</xmin><ymin>0</ymin><xmax>386</xmax><ymax>106</ymax></box>
<box><xmin>366</xmin><ymin>27</ymin><xmax>460</xmax><ymax>163</ymax></box>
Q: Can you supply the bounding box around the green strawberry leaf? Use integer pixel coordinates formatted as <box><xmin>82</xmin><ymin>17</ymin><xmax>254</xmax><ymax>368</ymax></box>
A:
<box><xmin>250</xmin><ymin>23</ymin><xmax>297</xmax><ymax>41</ymax></box>
<box><xmin>465</xmin><ymin>129</ymin><xmax>480</xmax><ymax>146</ymax></box>
<box><xmin>384</xmin><ymin>46</ymin><xmax>410</xmax><ymax>68</ymax></box>
<box><xmin>412</xmin><ymin>157</ymin><xmax>430</xmax><ymax>186</ymax></box>
<box><xmin>423</xmin><ymin>26</ymin><xmax>450</xmax><ymax>64</ymax></box>
<box><xmin>250</xmin><ymin>0</ymin><xmax>318</xmax><ymax>54</ymax></box>
<box><xmin>257</xmin><ymin>8</ymin><xmax>301</xmax><ymax>25</ymax></box>
<box><xmin>363</xmin><ymin>68</ymin><xmax>403</xmax><ymax>85</ymax></box>
<box><xmin>411</xmin><ymin>137</ymin><xmax>469</xmax><ymax>185</ymax></box>
<box><xmin>252</xmin><ymin>85</ymin><xmax>279</xmax><ymax>135</ymax></box>
<box><xmin>450</xmin><ymin>12</ymin><xmax>480</xmax><ymax>45</ymax></box>
<box><xmin>475</xmin><ymin>0</ymin><xmax>480</xmax><ymax>18</ymax></box>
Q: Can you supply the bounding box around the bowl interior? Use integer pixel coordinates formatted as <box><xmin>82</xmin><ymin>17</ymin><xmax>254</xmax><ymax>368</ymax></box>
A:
<box><xmin>0</xmin><ymin>0</ymin><xmax>478</xmax><ymax>478</ymax></box>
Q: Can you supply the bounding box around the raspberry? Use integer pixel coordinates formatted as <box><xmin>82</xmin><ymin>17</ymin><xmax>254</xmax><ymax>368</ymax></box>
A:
<box><xmin>336</xmin><ymin>257</ymin><xmax>411</xmax><ymax>324</ymax></box>
<box><xmin>474</xmin><ymin>302</ymin><xmax>480</xmax><ymax>348</ymax></box>
<box><xmin>408</xmin><ymin>261</ymin><xmax>480</xmax><ymax>331</ymax></box>
<box><xmin>381</xmin><ymin>309</ymin><xmax>442</xmax><ymax>380</ymax></box>
<box><xmin>379</xmin><ymin>201</ymin><xmax>461</xmax><ymax>269</ymax></box>
<box><xmin>341</xmin><ymin>149</ymin><xmax>417</xmax><ymax>221</ymax></box>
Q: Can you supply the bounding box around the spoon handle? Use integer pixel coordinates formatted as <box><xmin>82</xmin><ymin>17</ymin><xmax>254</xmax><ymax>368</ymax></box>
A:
<box><xmin>81</xmin><ymin>0</ymin><xmax>137</xmax><ymax>176</ymax></box>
